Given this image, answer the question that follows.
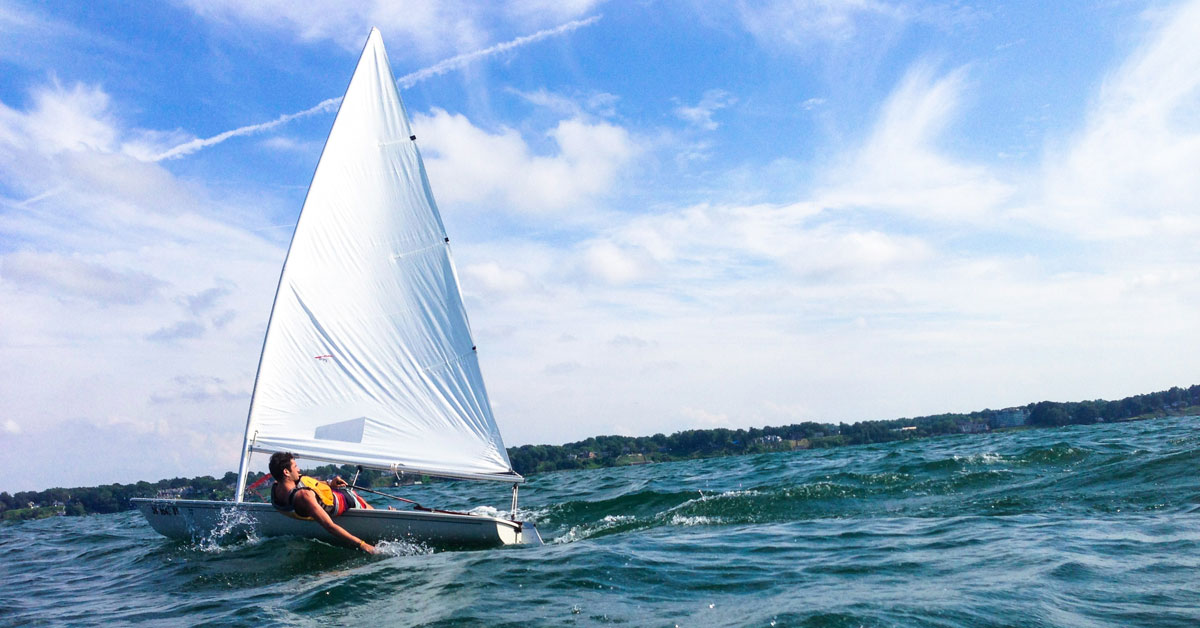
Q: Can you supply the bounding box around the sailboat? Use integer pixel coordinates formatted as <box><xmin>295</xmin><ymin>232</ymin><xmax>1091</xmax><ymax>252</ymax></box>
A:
<box><xmin>133</xmin><ymin>29</ymin><xmax>541</xmax><ymax>549</ymax></box>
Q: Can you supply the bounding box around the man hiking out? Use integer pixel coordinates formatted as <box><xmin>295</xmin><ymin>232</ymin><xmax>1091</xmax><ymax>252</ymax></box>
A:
<box><xmin>269</xmin><ymin>451</ymin><xmax>376</xmax><ymax>554</ymax></box>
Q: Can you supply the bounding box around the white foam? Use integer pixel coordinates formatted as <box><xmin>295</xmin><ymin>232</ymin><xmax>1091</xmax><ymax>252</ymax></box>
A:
<box><xmin>192</xmin><ymin>506</ymin><xmax>260</xmax><ymax>553</ymax></box>
<box><xmin>373</xmin><ymin>539</ymin><xmax>433</xmax><ymax>556</ymax></box>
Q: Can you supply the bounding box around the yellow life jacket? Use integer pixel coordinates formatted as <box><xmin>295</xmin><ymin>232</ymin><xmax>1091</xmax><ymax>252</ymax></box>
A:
<box><xmin>272</xmin><ymin>476</ymin><xmax>347</xmax><ymax>520</ymax></box>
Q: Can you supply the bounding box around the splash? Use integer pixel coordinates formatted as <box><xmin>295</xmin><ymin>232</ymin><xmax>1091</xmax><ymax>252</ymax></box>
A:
<box><xmin>554</xmin><ymin>514</ymin><xmax>639</xmax><ymax>544</ymax></box>
<box><xmin>954</xmin><ymin>452</ymin><xmax>1004</xmax><ymax>465</ymax></box>
<box><xmin>468</xmin><ymin>503</ymin><xmax>549</xmax><ymax>524</ymax></box>
<box><xmin>373</xmin><ymin>539</ymin><xmax>434</xmax><ymax>557</ymax></box>
<box><xmin>667</xmin><ymin>514</ymin><xmax>718</xmax><ymax>526</ymax></box>
<box><xmin>191</xmin><ymin>506</ymin><xmax>260</xmax><ymax>553</ymax></box>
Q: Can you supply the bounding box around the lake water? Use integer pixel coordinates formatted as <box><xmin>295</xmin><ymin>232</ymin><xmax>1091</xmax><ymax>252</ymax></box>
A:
<box><xmin>2</xmin><ymin>415</ymin><xmax>1198</xmax><ymax>626</ymax></box>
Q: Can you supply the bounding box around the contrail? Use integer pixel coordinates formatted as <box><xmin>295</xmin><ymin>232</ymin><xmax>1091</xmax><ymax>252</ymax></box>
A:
<box><xmin>395</xmin><ymin>15</ymin><xmax>600</xmax><ymax>88</ymax></box>
<box><xmin>152</xmin><ymin>97</ymin><xmax>341</xmax><ymax>161</ymax></box>
<box><xmin>152</xmin><ymin>16</ymin><xmax>601</xmax><ymax>162</ymax></box>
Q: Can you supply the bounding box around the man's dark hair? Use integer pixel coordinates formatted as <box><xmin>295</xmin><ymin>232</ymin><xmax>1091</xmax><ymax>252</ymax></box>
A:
<box><xmin>269</xmin><ymin>451</ymin><xmax>295</xmax><ymax>482</ymax></box>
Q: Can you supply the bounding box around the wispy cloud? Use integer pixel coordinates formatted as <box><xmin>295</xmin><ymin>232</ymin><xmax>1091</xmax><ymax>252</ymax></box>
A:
<box><xmin>150</xmin><ymin>375</ymin><xmax>248</xmax><ymax>404</ymax></box>
<box><xmin>1</xmin><ymin>250</ymin><xmax>166</xmax><ymax>306</ymax></box>
<box><xmin>736</xmin><ymin>0</ymin><xmax>909</xmax><ymax>50</ymax></box>
<box><xmin>151</xmin><ymin>16</ymin><xmax>601</xmax><ymax>162</ymax></box>
<box><xmin>817</xmin><ymin>62</ymin><xmax>1013</xmax><ymax>222</ymax></box>
<box><xmin>146</xmin><ymin>320</ymin><xmax>206</xmax><ymax>342</ymax></box>
<box><xmin>675</xmin><ymin>89</ymin><xmax>736</xmax><ymax>130</ymax></box>
<box><xmin>507</xmin><ymin>87</ymin><xmax>620</xmax><ymax>118</ymax></box>
<box><xmin>1035</xmin><ymin>0</ymin><xmax>1200</xmax><ymax>239</ymax></box>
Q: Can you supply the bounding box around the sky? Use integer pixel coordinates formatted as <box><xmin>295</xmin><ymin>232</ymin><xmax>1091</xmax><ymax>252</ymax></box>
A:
<box><xmin>2</xmin><ymin>0</ymin><xmax>1199</xmax><ymax>492</ymax></box>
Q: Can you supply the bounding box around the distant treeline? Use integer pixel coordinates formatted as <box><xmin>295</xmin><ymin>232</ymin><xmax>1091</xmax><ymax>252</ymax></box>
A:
<box><xmin>4</xmin><ymin>384</ymin><xmax>1198</xmax><ymax>519</ymax></box>
<box><xmin>506</xmin><ymin>385</ymin><xmax>1200</xmax><ymax>474</ymax></box>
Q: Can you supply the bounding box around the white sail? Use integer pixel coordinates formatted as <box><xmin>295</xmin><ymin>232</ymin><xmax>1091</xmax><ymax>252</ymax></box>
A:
<box><xmin>241</xmin><ymin>29</ymin><xmax>517</xmax><ymax>482</ymax></box>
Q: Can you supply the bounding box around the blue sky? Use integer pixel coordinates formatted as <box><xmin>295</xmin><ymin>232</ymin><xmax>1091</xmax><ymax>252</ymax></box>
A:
<box><xmin>2</xmin><ymin>0</ymin><xmax>1199</xmax><ymax>491</ymax></box>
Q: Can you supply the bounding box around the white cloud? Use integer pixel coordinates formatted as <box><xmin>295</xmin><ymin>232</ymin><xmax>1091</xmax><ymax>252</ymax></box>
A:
<box><xmin>1035</xmin><ymin>0</ymin><xmax>1200</xmax><ymax>239</ymax></box>
<box><xmin>6</xmin><ymin>1</ymin><xmax>1200</xmax><ymax>491</ymax></box>
<box><xmin>181</xmin><ymin>283</ymin><xmax>234</xmax><ymax>315</ymax></box>
<box><xmin>817</xmin><ymin>62</ymin><xmax>1013</xmax><ymax>221</ymax></box>
<box><xmin>506</xmin><ymin>0</ymin><xmax>607</xmax><ymax>22</ymax></box>
<box><xmin>1</xmin><ymin>250</ymin><xmax>166</xmax><ymax>305</ymax></box>
<box><xmin>508</xmin><ymin>87</ymin><xmax>620</xmax><ymax>118</ymax></box>
<box><xmin>544</xmin><ymin>361</ymin><xmax>582</xmax><ymax>375</ymax></box>
<box><xmin>610</xmin><ymin>335</ymin><xmax>651</xmax><ymax>348</ymax></box>
<box><xmin>801</xmin><ymin>97</ymin><xmax>826</xmax><ymax>110</ymax></box>
<box><xmin>151</xmin><ymin>16</ymin><xmax>605</xmax><ymax>162</ymax></box>
<box><xmin>464</xmin><ymin>12</ymin><xmax>1200</xmax><ymax>447</ymax></box>
<box><xmin>150</xmin><ymin>375</ymin><xmax>249</xmax><ymax>405</ymax></box>
<box><xmin>735</xmin><ymin>0</ymin><xmax>979</xmax><ymax>52</ymax></box>
<box><xmin>736</xmin><ymin>0</ymin><xmax>908</xmax><ymax>50</ymax></box>
<box><xmin>0</xmin><ymin>80</ymin><xmax>283</xmax><ymax>488</ymax></box>
<box><xmin>414</xmin><ymin>109</ymin><xmax>637</xmax><ymax>213</ymax></box>
<box><xmin>181</xmin><ymin>0</ymin><xmax>486</xmax><ymax>55</ymax></box>
<box><xmin>582</xmin><ymin>239</ymin><xmax>647</xmax><ymax>284</ymax></box>
<box><xmin>146</xmin><ymin>320</ymin><xmax>207</xmax><ymax>343</ymax></box>
<box><xmin>675</xmin><ymin>89</ymin><xmax>736</xmax><ymax>130</ymax></box>
<box><xmin>181</xmin><ymin>0</ymin><xmax>603</xmax><ymax>57</ymax></box>
<box><xmin>462</xmin><ymin>261</ymin><xmax>530</xmax><ymax>295</ymax></box>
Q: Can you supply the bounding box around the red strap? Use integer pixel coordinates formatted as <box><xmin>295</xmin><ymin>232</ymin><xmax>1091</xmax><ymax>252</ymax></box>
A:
<box><xmin>246</xmin><ymin>474</ymin><xmax>271</xmax><ymax>499</ymax></box>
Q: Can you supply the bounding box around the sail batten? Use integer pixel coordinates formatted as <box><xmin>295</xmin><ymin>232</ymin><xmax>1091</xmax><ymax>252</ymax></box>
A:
<box><xmin>240</xmin><ymin>29</ymin><xmax>516</xmax><ymax>483</ymax></box>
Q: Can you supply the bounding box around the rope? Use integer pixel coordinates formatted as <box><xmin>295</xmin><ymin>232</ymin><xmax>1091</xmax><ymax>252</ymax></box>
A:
<box><xmin>350</xmin><ymin>485</ymin><xmax>422</xmax><ymax>507</ymax></box>
<box><xmin>349</xmin><ymin>485</ymin><xmax>475</xmax><ymax>517</ymax></box>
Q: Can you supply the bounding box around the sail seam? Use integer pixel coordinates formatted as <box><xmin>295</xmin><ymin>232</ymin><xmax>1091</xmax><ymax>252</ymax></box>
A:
<box><xmin>392</xmin><ymin>241</ymin><xmax>446</xmax><ymax>260</ymax></box>
<box><xmin>422</xmin><ymin>348</ymin><xmax>475</xmax><ymax>374</ymax></box>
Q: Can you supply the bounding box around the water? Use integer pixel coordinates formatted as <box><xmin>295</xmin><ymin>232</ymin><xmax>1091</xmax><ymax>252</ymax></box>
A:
<box><xmin>3</xmin><ymin>416</ymin><xmax>1198</xmax><ymax>627</ymax></box>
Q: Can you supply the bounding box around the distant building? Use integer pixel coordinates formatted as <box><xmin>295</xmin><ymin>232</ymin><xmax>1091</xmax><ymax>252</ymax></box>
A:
<box><xmin>989</xmin><ymin>407</ymin><xmax>1029</xmax><ymax>429</ymax></box>
<box><xmin>958</xmin><ymin>421</ymin><xmax>989</xmax><ymax>434</ymax></box>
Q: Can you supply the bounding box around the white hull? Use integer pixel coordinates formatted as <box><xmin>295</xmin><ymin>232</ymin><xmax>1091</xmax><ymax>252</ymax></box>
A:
<box><xmin>132</xmin><ymin>499</ymin><xmax>541</xmax><ymax>550</ymax></box>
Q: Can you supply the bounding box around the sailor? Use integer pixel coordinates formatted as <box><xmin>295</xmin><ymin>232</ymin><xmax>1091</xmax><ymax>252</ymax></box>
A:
<box><xmin>269</xmin><ymin>451</ymin><xmax>376</xmax><ymax>554</ymax></box>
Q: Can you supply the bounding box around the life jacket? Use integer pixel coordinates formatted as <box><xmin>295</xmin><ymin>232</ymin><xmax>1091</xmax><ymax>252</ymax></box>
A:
<box><xmin>272</xmin><ymin>476</ymin><xmax>348</xmax><ymax>520</ymax></box>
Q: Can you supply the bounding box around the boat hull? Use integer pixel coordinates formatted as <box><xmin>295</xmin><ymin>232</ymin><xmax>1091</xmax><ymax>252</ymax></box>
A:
<box><xmin>131</xmin><ymin>499</ymin><xmax>541</xmax><ymax>550</ymax></box>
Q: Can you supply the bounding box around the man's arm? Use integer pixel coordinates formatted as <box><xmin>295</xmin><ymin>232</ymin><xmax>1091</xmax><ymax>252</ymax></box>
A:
<box><xmin>295</xmin><ymin>491</ymin><xmax>376</xmax><ymax>554</ymax></box>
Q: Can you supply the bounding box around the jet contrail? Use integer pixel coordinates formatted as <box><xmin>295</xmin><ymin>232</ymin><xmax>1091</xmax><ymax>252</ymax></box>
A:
<box><xmin>395</xmin><ymin>15</ymin><xmax>600</xmax><ymax>88</ymax></box>
<box><xmin>152</xmin><ymin>16</ymin><xmax>601</xmax><ymax>162</ymax></box>
<box><xmin>152</xmin><ymin>97</ymin><xmax>341</xmax><ymax>161</ymax></box>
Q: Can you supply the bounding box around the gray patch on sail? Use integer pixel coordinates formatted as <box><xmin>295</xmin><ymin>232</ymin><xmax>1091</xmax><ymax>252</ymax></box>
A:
<box><xmin>314</xmin><ymin>417</ymin><xmax>367</xmax><ymax>443</ymax></box>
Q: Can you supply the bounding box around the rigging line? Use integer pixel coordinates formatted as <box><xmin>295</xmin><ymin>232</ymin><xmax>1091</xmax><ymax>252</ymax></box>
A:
<box><xmin>353</xmin><ymin>483</ymin><xmax>480</xmax><ymax>517</ymax></box>
<box><xmin>350</xmin><ymin>484</ymin><xmax>421</xmax><ymax>507</ymax></box>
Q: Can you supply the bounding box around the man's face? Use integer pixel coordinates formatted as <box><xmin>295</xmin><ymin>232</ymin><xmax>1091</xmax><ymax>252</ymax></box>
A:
<box><xmin>285</xmin><ymin>459</ymin><xmax>301</xmax><ymax>482</ymax></box>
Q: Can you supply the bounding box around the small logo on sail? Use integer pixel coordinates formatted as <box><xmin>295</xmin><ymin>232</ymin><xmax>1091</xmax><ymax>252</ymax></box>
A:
<box><xmin>314</xmin><ymin>354</ymin><xmax>334</xmax><ymax>362</ymax></box>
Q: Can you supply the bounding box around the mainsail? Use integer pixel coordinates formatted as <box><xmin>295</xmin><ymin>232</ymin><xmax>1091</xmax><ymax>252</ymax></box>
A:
<box><xmin>236</xmin><ymin>29</ymin><xmax>517</xmax><ymax>490</ymax></box>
